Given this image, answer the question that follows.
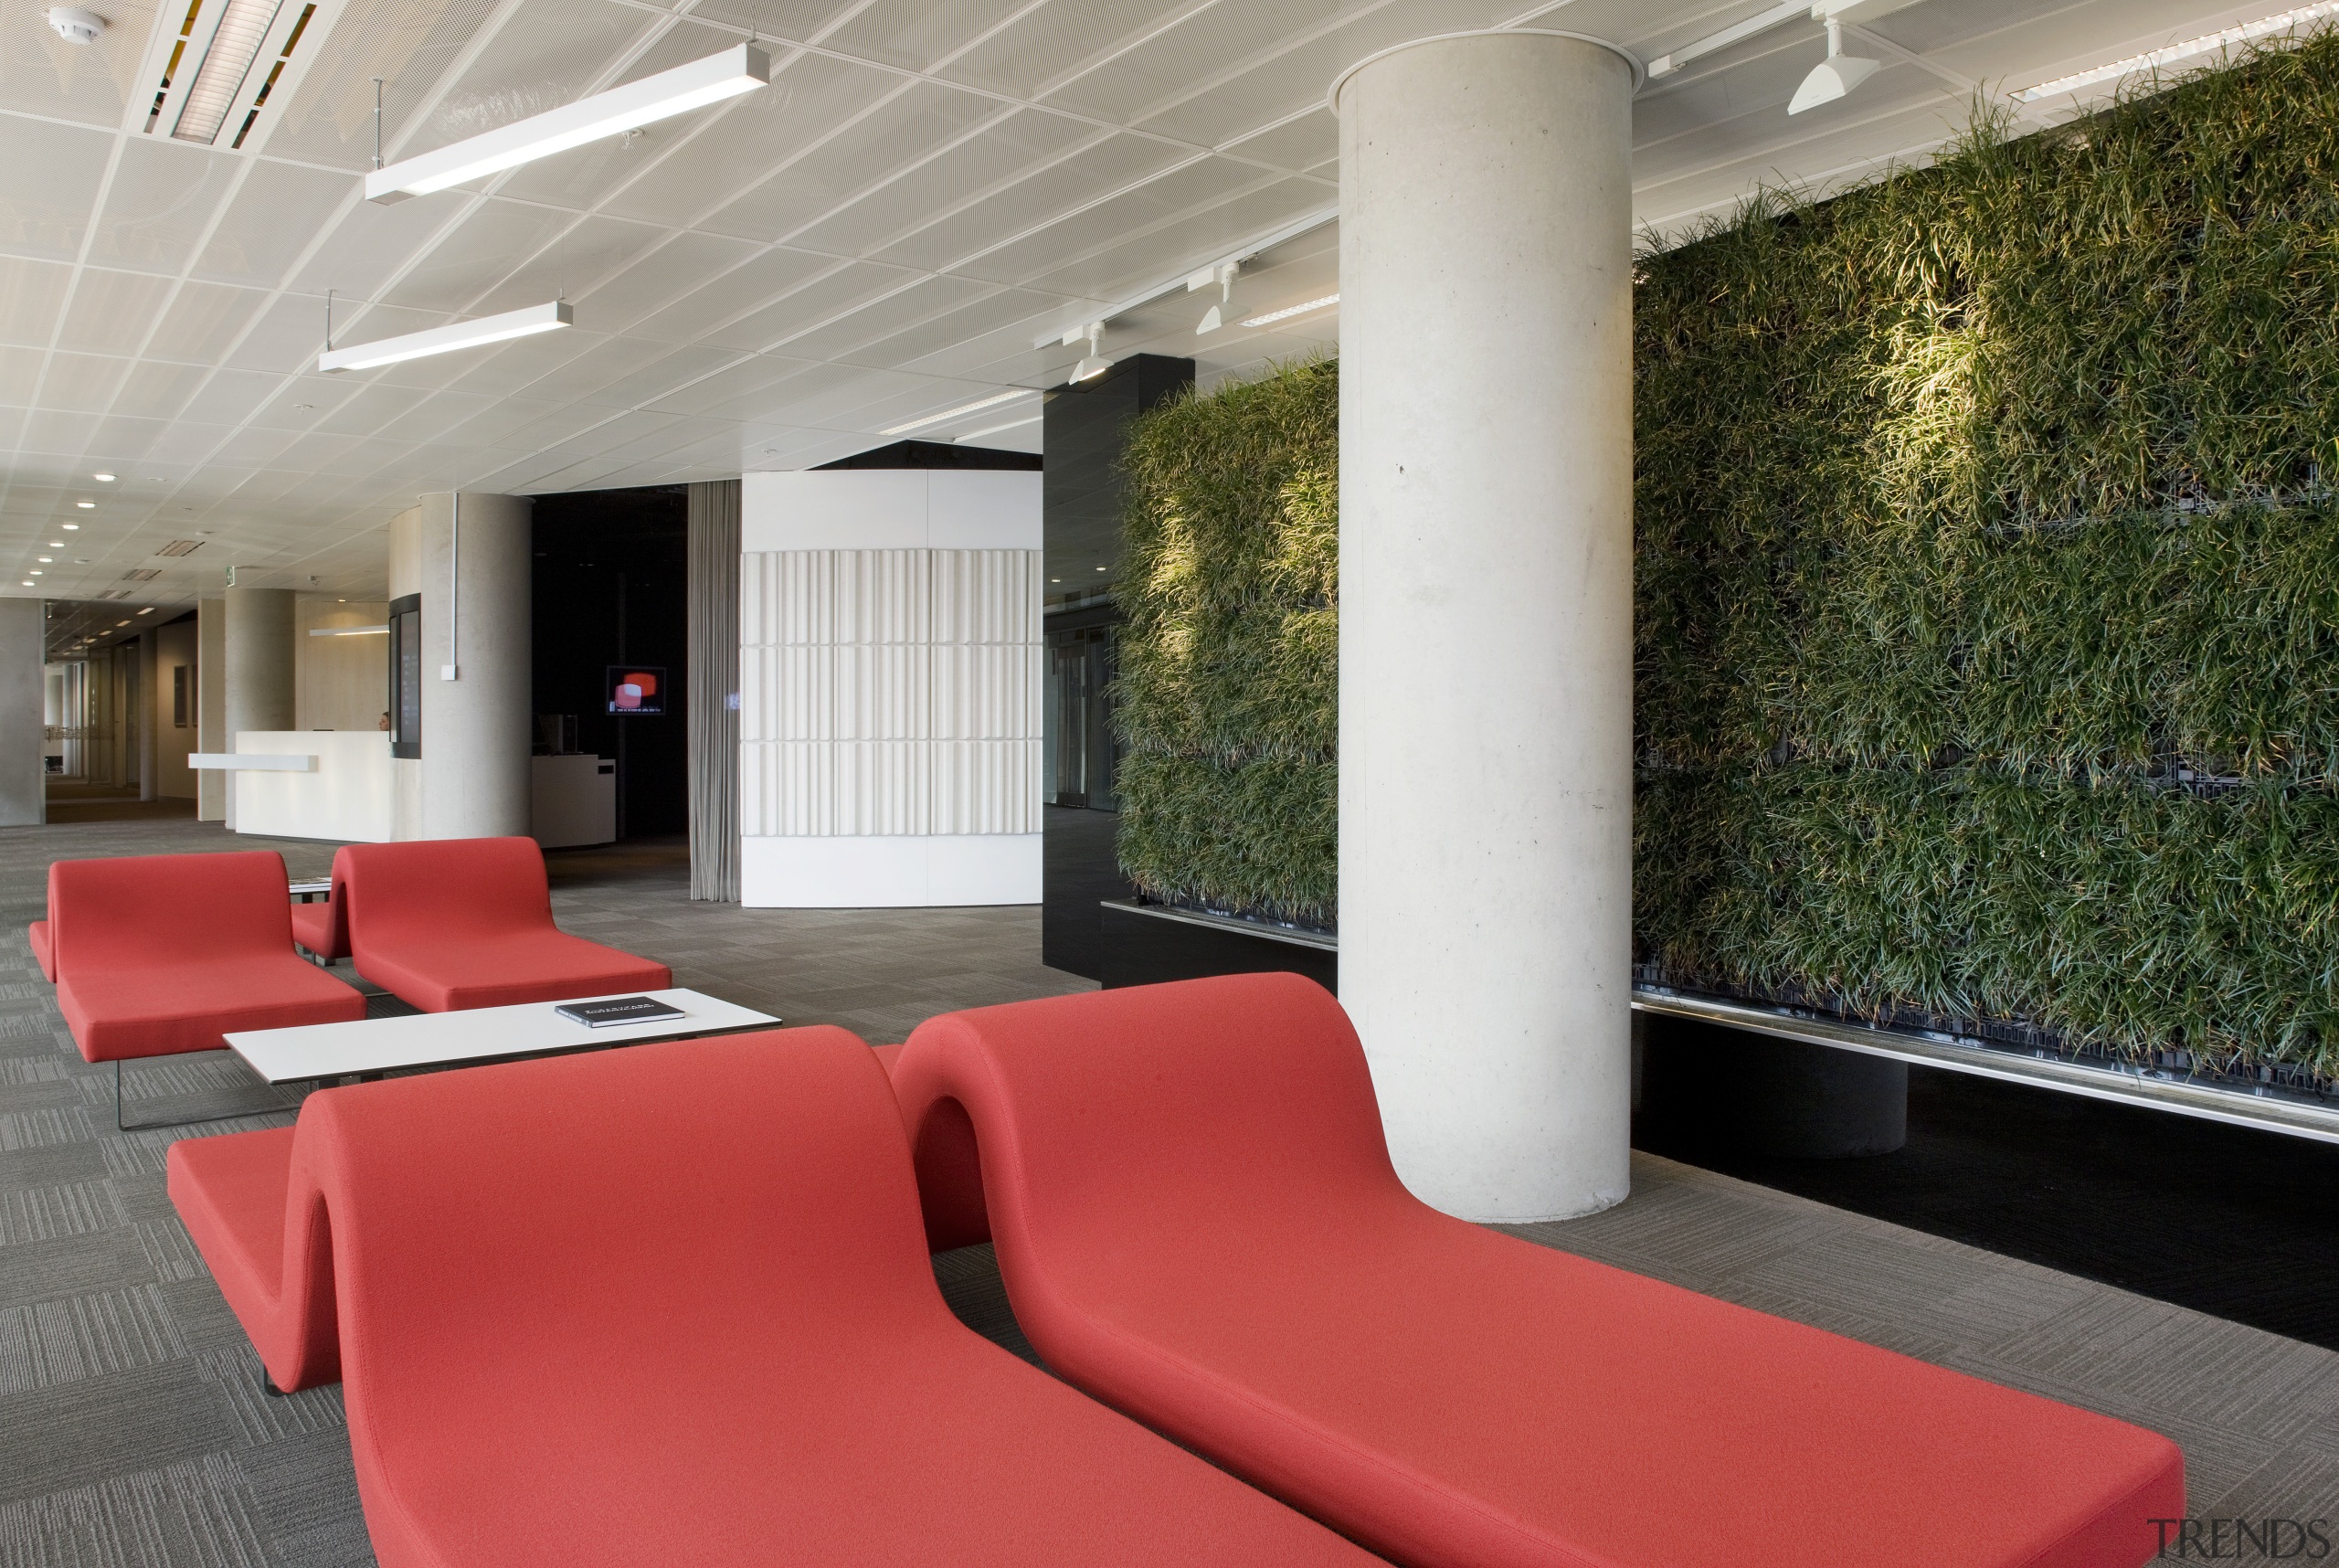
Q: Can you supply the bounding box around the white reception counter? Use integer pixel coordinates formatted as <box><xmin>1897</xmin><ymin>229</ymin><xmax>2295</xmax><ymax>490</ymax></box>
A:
<box><xmin>211</xmin><ymin>731</ymin><xmax>395</xmax><ymax>842</ymax></box>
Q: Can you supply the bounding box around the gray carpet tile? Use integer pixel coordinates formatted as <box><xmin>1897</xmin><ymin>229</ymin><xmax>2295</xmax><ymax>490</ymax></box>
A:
<box><xmin>0</xmin><ymin>815</ymin><xmax>2333</xmax><ymax>1561</ymax></box>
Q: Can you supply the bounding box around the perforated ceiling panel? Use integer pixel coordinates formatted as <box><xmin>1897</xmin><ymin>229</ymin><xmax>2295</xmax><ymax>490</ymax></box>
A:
<box><xmin>0</xmin><ymin>0</ymin><xmax>2306</xmax><ymax>605</ymax></box>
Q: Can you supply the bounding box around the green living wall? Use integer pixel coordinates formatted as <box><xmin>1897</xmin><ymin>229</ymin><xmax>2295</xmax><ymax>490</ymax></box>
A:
<box><xmin>1117</xmin><ymin>35</ymin><xmax>2339</xmax><ymax>1073</ymax></box>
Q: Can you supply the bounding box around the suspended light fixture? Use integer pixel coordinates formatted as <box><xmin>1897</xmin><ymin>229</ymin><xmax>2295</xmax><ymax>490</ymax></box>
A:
<box><xmin>365</xmin><ymin>44</ymin><xmax>769</xmax><ymax>202</ymax></box>
<box><xmin>319</xmin><ymin>300</ymin><xmax>572</xmax><ymax>372</ymax></box>
<box><xmin>1789</xmin><ymin>17</ymin><xmax>1880</xmax><ymax>113</ymax></box>
<box><xmin>1066</xmin><ymin>323</ymin><xmax>1111</xmax><ymax>383</ymax></box>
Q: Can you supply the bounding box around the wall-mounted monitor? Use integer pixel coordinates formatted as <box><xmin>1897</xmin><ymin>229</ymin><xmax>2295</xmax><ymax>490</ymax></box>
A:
<box><xmin>606</xmin><ymin>666</ymin><xmax>665</xmax><ymax>716</ymax></box>
<box><xmin>388</xmin><ymin>593</ymin><xmax>422</xmax><ymax>758</ymax></box>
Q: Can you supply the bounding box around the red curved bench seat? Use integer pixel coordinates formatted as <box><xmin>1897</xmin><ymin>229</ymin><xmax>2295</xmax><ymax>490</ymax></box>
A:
<box><xmin>341</xmin><ymin>836</ymin><xmax>669</xmax><ymax>1012</ymax></box>
<box><xmin>889</xmin><ymin>973</ymin><xmax>2186</xmax><ymax>1568</ymax></box>
<box><xmin>291</xmin><ymin>851</ymin><xmax>350</xmax><ymax>963</ymax></box>
<box><xmin>167</xmin><ymin>1126</ymin><xmax>339</xmax><ymax>1391</ymax></box>
<box><xmin>240</xmin><ymin>1028</ymin><xmax>1376</xmax><ymax>1567</ymax></box>
<box><xmin>28</xmin><ymin>917</ymin><xmax>51</xmax><ymax>982</ymax></box>
<box><xmin>55</xmin><ymin>851</ymin><xmax>365</xmax><ymax>1063</ymax></box>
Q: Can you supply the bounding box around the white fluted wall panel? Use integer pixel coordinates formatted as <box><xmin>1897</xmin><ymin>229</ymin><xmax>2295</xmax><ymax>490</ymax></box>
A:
<box><xmin>739</xmin><ymin>538</ymin><xmax>1041</xmax><ymax>907</ymax></box>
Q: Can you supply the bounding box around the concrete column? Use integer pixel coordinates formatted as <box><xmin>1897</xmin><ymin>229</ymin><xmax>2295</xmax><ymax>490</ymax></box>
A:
<box><xmin>1335</xmin><ymin>30</ymin><xmax>1637</xmax><ymax>1222</ymax></box>
<box><xmin>224</xmin><ymin>587</ymin><xmax>294</xmax><ymax>829</ymax></box>
<box><xmin>196</xmin><ymin>599</ymin><xmax>226</xmax><ymax>821</ymax></box>
<box><xmin>389</xmin><ymin>493</ymin><xmax>532</xmax><ymax>840</ymax></box>
<box><xmin>0</xmin><ymin>601</ymin><xmax>42</xmax><ymax>827</ymax></box>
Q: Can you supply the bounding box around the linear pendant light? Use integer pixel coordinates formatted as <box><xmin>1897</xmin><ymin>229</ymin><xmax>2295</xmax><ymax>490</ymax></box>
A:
<box><xmin>366</xmin><ymin>43</ymin><xmax>769</xmax><ymax>203</ymax></box>
<box><xmin>319</xmin><ymin>300</ymin><xmax>572</xmax><ymax>372</ymax></box>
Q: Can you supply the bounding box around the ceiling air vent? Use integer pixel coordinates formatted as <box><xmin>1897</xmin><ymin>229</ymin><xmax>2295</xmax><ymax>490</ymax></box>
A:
<box><xmin>94</xmin><ymin>588</ymin><xmax>132</xmax><ymax>599</ymax></box>
<box><xmin>122</xmin><ymin>568</ymin><xmax>162</xmax><ymax>580</ymax></box>
<box><xmin>154</xmin><ymin>539</ymin><xmax>206</xmax><ymax>556</ymax></box>
<box><xmin>142</xmin><ymin>0</ymin><xmax>333</xmax><ymax>152</ymax></box>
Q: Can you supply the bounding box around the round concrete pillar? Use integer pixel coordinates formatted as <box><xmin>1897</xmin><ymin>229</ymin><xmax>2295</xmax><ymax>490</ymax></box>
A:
<box><xmin>1335</xmin><ymin>31</ymin><xmax>1637</xmax><ymax>1221</ymax></box>
<box><xmin>223</xmin><ymin>587</ymin><xmax>294</xmax><ymax>831</ymax></box>
<box><xmin>388</xmin><ymin>493</ymin><xmax>532</xmax><ymax>840</ymax></box>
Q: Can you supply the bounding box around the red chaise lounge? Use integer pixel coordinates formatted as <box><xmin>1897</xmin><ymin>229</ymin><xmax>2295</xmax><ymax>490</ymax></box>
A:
<box><xmin>888</xmin><ymin>973</ymin><xmax>2186</xmax><ymax>1568</ymax></box>
<box><xmin>172</xmin><ymin>1029</ymin><xmax>1381</xmax><ymax>1568</ymax></box>
<box><xmin>56</xmin><ymin>851</ymin><xmax>366</xmax><ymax>1129</ymax></box>
<box><xmin>340</xmin><ymin>836</ymin><xmax>669</xmax><ymax>1011</ymax></box>
<box><xmin>28</xmin><ymin>910</ymin><xmax>52</xmax><ymax>981</ymax></box>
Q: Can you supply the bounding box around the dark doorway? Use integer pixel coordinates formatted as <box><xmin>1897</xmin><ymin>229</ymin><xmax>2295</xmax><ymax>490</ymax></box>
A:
<box><xmin>531</xmin><ymin>486</ymin><xmax>688</xmax><ymax>841</ymax></box>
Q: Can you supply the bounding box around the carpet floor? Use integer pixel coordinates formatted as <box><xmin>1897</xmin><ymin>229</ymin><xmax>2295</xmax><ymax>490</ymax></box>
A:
<box><xmin>0</xmin><ymin>817</ymin><xmax>2333</xmax><ymax>1563</ymax></box>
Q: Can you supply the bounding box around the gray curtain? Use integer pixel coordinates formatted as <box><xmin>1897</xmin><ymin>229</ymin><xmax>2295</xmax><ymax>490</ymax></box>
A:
<box><xmin>686</xmin><ymin>480</ymin><xmax>742</xmax><ymax>902</ymax></box>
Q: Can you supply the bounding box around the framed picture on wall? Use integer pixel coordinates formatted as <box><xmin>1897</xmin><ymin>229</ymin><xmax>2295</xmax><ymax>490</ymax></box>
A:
<box><xmin>606</xmin><ymin>666</ymin><xmax>665</xmax><ymax>716</ymax></box>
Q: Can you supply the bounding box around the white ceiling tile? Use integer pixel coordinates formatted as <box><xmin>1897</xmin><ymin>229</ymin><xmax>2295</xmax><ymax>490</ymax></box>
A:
<box><xmin>57</xmin><ymin>270</ymin><xmax>176</xmax><ymax>356</ymax></box>
<box><xmin>0</xmin><ymin>0</ymin><xmax>158</xmax><ymax>128</ymax></box>
<box><xmin>572</xmin><ymin>230</ymin><xmax>764</xmax><ymax>334</ymax></box>
<box><xmin>0</xmin><ymin>118</ymin><xmax>111</xmax><ymax>263</ymax></box>
<box><xmin>821</xmin><ymin>0</ymin><xmax>1046</xmax><ymax>74</ymax></box>
<box><xmin>378</xmin><ymin>196</ymin><xmax>577</xmax><ymax>313</ymax></box>
<box><xmin>1220</xmin><ymin>107</ymin><xmax>1338</xmax><ymax>173</ymax></box>
<box><xmin>765</xmin><ymin>272</ymin><xmax>996</xmax><ymax>361</ymax></box>
<box><xmin>188</xmin><ymin>159</ymin><xmax>357</xmax><ymax>286</ymax></box>
<box><xmin>702</xmin><ymin>80</ymin><xmax>1001</xmax><ymax>242</ymax></box>
<box><xmin>89</xmin><ymin>138</ymin><xmax>247</xmax><ymax>275</ymax></box>
<box><xmin>871</xmin><ymin>132</ymin><xmax>1190</xmax><ymax>273</ymax></box>
<box><xmin>598</xmin><ymin>54</ymin><xmax>904</xmax><ymax>234</ymax></box>
<box><xmin>144</xmin><ymin>281</ymin><xmax>270</xmax><ymax>363</ymax></box>
<box><xmin>623</xmin><ymin>247</ymin><xmax>833</xmax><ymax>345</ymax></box>
<box><xmin>40</xmin><ymin>353</ymin><xmax>132</xmax><ymax>414</ymax></box>
<box><xmin>103</xmin><ymin>360</ymin><xmax>214</xmax><ymax>421</ymax></box>
<box><xmin>935</xmin><ymin>0</ymin><xmax>1206</xmax><ymax>101</ymax></box>
<box><xmin>964</xmin><ymin>156</ymin><xmax>1293</xmax><ymax>291</ymax></box>
<box><xmin>638</xmin><ymin>353</ymin><xmax>821</xmax><ymax>418</ymax></box>
<box><xmin>265</xmin><ymin>0</ymin><xmax>539</xmax><ymax>172</ymax></box>
<box><xmin>696</xmin><ymin>260</ymin><xmax>924</xmax><ymax>353</ymax></box>
<box><xmin>788</xmin><ymin>110</ymin><xmax>1098</xmax><ymax>261</ymax></box>
<box><xmin>0</xmin><ymin>347</ymin><xmax>44</xmax><ymax>405</ymax></box>
<box><xmin>0</xmin><ymin>258</ymin><xmax>72</xmax><ymax>346</ymax></box>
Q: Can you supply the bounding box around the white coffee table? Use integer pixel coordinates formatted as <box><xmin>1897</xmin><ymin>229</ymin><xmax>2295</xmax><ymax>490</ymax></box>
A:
<box><xmin>226</xmin><ymin>988</ymin><xmax>780</xmax><ymax>1085</ymax></box>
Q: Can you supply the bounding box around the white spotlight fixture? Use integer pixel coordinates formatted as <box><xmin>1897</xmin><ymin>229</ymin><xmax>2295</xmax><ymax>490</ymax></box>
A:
<box><xmin>2018</xmin><ymin>4</ymin><xmax>2339</xmax><ymax>101</ymax></box>
<box><xmin>1239</xmin><ymin>293</ymin><xmax>1339</xmax><ymax>329</ymax></box>
<box><xmin>1067</xmin><ymin>323</ymin><xmax>1111</xmax><ymax>383</ymax></box>
<box><xmin>1790</xmin><ymin>18</ymin><xmax>1881</xmax><ymax>113</ymax></box>
<box><xmin>320</xmin><ymin>300</ymin><xmax>572</xmax><ymax>372</ymax></box>
<box><xmin>366</xmin><ymin>44</ymin><xmax>769</xmax><ymax>203</ymax></box>
<box><xmin>879</xmin><ymin>387</ymin><xmax>1034</xmax><ymax>437</ymax></box>
<box><xmin>1191</xmin><ymin>261</ymin><xmax>1239</xmax><ymax>334</ymax></box>
<box><xmin>47</xmin><ymin>5</ymin><xmax>103</xmax><ymax>43</ymax></box>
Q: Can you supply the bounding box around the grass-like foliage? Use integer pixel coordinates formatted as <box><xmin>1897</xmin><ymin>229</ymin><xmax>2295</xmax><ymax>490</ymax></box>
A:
<box><xmin>1640</xmin><ymin>32</ymin><xmax>2339</xmax><ymax>1073</ymax></box>
<box><xmin>1111</xmin><ymin>36</ymin><xmax>2339</xmax><ymax>1070</ymax></box>
<box><xmin>1114</xmin><ymin>358</ymin><xmax>1339</xmax><ymax>927</ymax></box>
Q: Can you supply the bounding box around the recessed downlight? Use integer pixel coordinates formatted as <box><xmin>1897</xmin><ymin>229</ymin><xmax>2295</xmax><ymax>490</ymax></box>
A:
<box><xmin>137</xmin><ymin>607</ymin><xmax>153</xmax><ymax>614</ymax></box>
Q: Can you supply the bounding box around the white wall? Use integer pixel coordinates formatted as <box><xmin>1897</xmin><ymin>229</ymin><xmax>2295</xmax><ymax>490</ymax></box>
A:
<box><xmin>739</xmin><ymin>470</ymin><xmax>1041</xmax><ymax>907</ymax></box>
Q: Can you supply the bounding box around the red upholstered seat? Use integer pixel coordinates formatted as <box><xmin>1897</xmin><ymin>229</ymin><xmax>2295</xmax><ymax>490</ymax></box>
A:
<box><xmin>55</xmin><ymin>851</ymin><xmax>366</xmax><ymax>1062</ymax></box>
<box><xmin>293</xmin><ymin>1028</ymin><xmax>1377</xmax><ymax>1568</ymax></box>
<box><xmin>890</xmin><ymin>974</ymin><xmax>2186</xmax><ymax>1568</ymax></box>
<box><xmin>167</xmin><ymin>1126</ymin><xmax>339</xmax><ymax>1391</ymax></box>
<box><xmin>27</xmin><ymin>917</ymin><xmax>51</xmax><ymax>981</ymax></box>
<box><xmin>291</xmin><ymin>851</ymin><xmax>351</xmax><ymax>963</ymax></box>
<box><xmin>341</xmin><ymin>836</ymin><xmax>669</xmax><ymax>1012</ymax></box>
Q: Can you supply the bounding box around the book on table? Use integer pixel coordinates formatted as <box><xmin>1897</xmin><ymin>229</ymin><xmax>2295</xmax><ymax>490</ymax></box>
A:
<box><xmin>554</xmin><ymin>996</ymin><xmax>686</xmax><ymax>1028</ymax></box>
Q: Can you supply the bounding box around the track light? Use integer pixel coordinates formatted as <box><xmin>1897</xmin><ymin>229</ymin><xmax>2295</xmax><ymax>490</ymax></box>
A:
<box><xmin>319</xmin><ymin>300</ymin><xmax>572</xmax><ymax>372</ymax></box>
<box><xmin>1191</xmin><ymin>262</ymin><xmax>1238</xmax><ymax>335</ymax></box>
<box><xmin>1790</xmin><ymin>19</ymin><xmax>1880</xmax><ymax>113</ymax></box>
<box><xmin>1067</xmin><ymin>323</ymin><xmax>1111</xmax><ymax>383</ymax></box>
<box><xmin>366</xmin><ymin>45</ymin><xmax>769</xmax><ymax>202</ymax></box>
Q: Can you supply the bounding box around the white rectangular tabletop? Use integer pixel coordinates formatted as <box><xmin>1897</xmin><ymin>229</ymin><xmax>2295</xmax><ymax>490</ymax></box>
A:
<box><xmin>227</xmin><ymin>988</ymin><xmax>780</xmax><ymax>1084</ymax></box>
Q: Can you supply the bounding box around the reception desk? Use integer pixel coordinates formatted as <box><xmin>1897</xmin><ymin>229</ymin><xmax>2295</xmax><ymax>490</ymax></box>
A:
<box><xmin>210</xmin><ymin>731</ymin><xmax>395</xmax><ymax>842</ymax></box>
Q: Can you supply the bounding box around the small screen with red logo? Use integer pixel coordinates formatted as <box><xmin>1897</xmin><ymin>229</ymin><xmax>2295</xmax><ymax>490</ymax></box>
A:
<box><xmin>606</xmin><ymin>666</ymin><xmax>666</xmax><ymax>716</ymax></box>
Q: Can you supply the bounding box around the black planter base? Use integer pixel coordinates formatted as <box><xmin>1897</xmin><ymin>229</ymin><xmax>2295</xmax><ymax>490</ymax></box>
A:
<box><xmin>1638</xmin><ymin>1014</ymin><xmax>1908</xmax><ymax>1159</ymax></box>
<box><xmin>1096</xmin><ymin>903</ymin><xmax>1337</xmax><ymax>993</ymax></box>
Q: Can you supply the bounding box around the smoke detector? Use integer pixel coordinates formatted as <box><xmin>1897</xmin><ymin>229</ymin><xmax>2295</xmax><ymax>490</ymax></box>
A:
<box><xmin>47</xmin><ymin>6</ymin><xmax>104</xmax><ymax>44</ymax></box>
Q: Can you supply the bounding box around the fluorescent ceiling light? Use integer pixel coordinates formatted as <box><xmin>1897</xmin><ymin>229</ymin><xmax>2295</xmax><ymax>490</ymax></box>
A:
<box><xmin>880</xmin><ymin>387</ymin><xmax>1033</xmax><ymax>437</ymax></box>
<box><xmin>1789</xmin><ymin>20</ymin><xmax>1881</xmax><ymax>113</ymax></box>
<box><xmin>92</xmin><ymin>472</ymin><xmax>113</xmax><ymax>482</ymax></box>
<box><xmin>2018</xmin><ymin>4</ymin><xmax>2339</xmax><ymax>101</ymax></box>
<box><xmin>956</xmin><ymin>416</ymin><xmax>1042</xmax><ymax>443</ymax></box>
<box><xmin>174</xmin><ymin>0</ymin><xmax>280</xmax><ymax>144</ymax></box>
<box><xmin>320</xmin><ymin>300</ymin><xmax>572</xmax><ymax>372</ymax></box>
<box><xmin>366</xmin><ymin>45</ymin><xmax>769</xmax><ymax>202</ymax></box>
<box><xmin>1239</xmin><ymin>293</ymin><xmax>1339</xmax><ymax>328</ymax></box>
